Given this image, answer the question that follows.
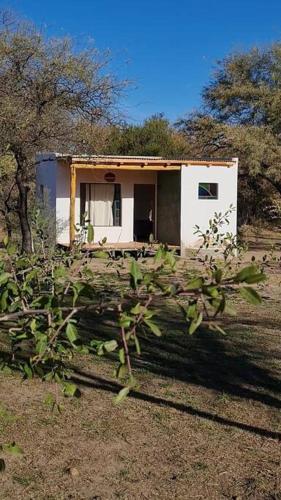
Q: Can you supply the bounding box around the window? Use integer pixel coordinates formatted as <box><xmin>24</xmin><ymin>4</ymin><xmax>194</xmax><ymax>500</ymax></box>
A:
<box><xmin>198</xmin><ymin>182</ymin><xmax>218</xmax><ymax>200</ymax></box>
<box><xmin>80</xmin><ymin>183</ymin><xmax>121</xmax><ymax>226</ymax></box>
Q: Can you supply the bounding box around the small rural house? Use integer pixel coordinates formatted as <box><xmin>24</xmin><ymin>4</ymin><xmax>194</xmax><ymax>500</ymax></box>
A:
<box><xmin>36</xmin><ymin>153</ymin><xmax>238</xmax><ymax>255</ymax></box>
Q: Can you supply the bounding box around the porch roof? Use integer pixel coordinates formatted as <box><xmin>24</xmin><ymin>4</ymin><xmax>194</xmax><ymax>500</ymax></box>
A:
<box><xmin>56</xmin><ymin>154</ymin><xmax>237</xmax><ymax>171</ymax></box>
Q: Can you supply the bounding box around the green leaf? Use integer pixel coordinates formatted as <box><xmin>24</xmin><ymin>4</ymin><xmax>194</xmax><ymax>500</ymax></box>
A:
<box><xmin>186</xmin><ymin>277</ymin><xmax>203</xmax><ymax>290</ymax></box>
<box><xmin>23</xmin><ymin>363</ymin><xmax>33</xmax><ymax>379</ymax></box>
<box><xmin>134</xmin><ymin>335</ymin><xmax>141</xmax><ymax>355</ymax></box>
<box><xmin>119</xmin><ymin>348</ymin><xmax>125</xmax><ymax>364</ymax></box>
<box><xmin>62</xmin><ymin>382</ymin><xmax>79</xmax><ymax>398</ymax></box>
<box><xmin>130</xmin><ymin>303</ymin><xmax>142</xmax><ymax>315</ymax></box>
<box><xmin>2</xmin><ymin>442</ymin><xmax>23</xmax><ymax>456</ymax></box>
<box><xmin>164</xmin><ymin>251</ymin><xmax>176</xmax><ymax>270</ymax></box>
<box><xmin>210</xmin><ymin>323</ymin><xmax>226</xmax><ymax>335</ymax></box>
<box><xmin>114</xmin><ymin>386</ymin><xmax>130</xmax><ymax>404</ymax></box>
<box><xmin>0</xmin><ymin>273</ymin><xmax>11</xmax><ymax>286</ymax></box>
<box><xmin>54</xmin><ymin>265</ymin><xmax>67</xmax><ymax>279</ymax></box>
<box><xmin>239</xmin><ymin>286</ymin><xmax>262</xmax><ymax>305</ymax></box>
<box><xmin>35</xmin><ymin>334</ymin><xmax>48</xmax><ymax>355</ymax></box>
<box><xmin>0</xmin><ymin>290</ymin><xmax>8</xmax><ymax>311</ymax></box>
<box><xmin>25</xmin><ymin>269</ymin><xmax>38</xmax><ymax>283</ymax></box>
<box><xmin>130</xmin><ymin>259</ymin><xmax>143</xmax><ymax>289</ymax></box>
<box><xmin>235</xmin><ymin>265</ymin><xmax>260</xmax><ymax>283</ymax></box>
<box><xmin>154</xmin><ymin>246</ymin><xmax>164</xmax><ymax>262</ymax></box>
<box><xmin>243</xmin><ymin>273</ymin><xmax>266</xmax><ymax>284</ymax></box>
<box><xmin>185</xmin><ymin>303</ymin><xmax>197</xmax><ymax>319</ymax></box>
<box><xmin>119</xmin><ymin>314</ymin><xmax>132</xmax><ymax>329</ymax></box>
<box><xmin>93</xmin><ymin>251</ymin><xmax>109</xmax><ymax>259</ymax></box>
<box><xmin>72</xmin><ymin>282</ymin><xmax>85</xmax><ymax>305</ymax></box>
<box><xmin>103</xmin><ymin>340</ymin><xmax>118</xmax><ymax>353</ymax></box>
<box><xmin>213</xmin><ymin>268</ymin><xmax>223</xmax><ymax>284</ymax></box>
<box><xmin>189</xmin><ymin>312</ymin><xmax>203</xmax><ymax>335</ymax></box>
<box><xmin>116</xmin><ymin>363</ymin><xmax>128</xmax><ymax>380</ymax></box>
<box><xmin>66</xmin><ymin>323</ymin><xmax>78</xmax><ymax>344</ymax></box>
<box><xmin>144</xmin><ymin>319</ymin><xmax>161</xmax><ymax>336</ymax></box>
<box><xmin>87</xmin><ymin>223</ymin><xmax>94</xmax><ymax>244</ymax></box>
<box><xmin>204</xmin><ymin>285</ymin><xmax>220</xmax><ymax>298</ymax></box>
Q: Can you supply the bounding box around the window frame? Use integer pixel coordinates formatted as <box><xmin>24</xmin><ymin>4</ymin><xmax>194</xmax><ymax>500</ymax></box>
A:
<box><xmin>198</xmin><ymin>182</ymin><xmax>218</xmax><ymax>200</ymax></box>
<box><xmin>80</xmin><ymin>182</ymin><xmax>122</xmax><ymax>227</ymax></box>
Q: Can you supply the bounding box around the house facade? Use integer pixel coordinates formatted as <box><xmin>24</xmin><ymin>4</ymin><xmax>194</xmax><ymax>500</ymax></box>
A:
<box><xmin>36</xmin><ymin>154</ymin><xmax>238</xmax><ymax>255</ymax></box>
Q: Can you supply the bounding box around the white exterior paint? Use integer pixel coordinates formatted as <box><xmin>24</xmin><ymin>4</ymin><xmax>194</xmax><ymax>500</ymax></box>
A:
<box><xmin>36</xmin><ymin>154</ymin><xmax>156</xmax><ymax>245</ymax></box>
<box><xmin>36</xmin><ymin>154</ymin><xmax>238</xmax><ymax>253</ymax></box>
<box><xmin>75</xmin><ymin>168</ymin><xmax>156</xmax><ymax>244</ymax></box>
<box><xmin>180</xmin><ymin>161</ymin><xmax>238</xmax><ymax>254</ymax></box>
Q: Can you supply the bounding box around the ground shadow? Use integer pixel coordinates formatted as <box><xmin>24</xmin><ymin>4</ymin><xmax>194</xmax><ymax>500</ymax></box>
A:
<box><xmin>77</xmin><ymin>303</ymin><xmax>281</xmax><ymax>412</ymax></box>
<box><xmin>71</xmin><ymin>369</ymin><xmax>281</xmax><ymax>441</ymax></box>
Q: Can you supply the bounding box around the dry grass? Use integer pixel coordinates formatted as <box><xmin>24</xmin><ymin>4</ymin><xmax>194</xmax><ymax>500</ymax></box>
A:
<box><xmin>0</xmin><ymin>235</ymin><xmax>281</xmax><ymax>499</ymax></box>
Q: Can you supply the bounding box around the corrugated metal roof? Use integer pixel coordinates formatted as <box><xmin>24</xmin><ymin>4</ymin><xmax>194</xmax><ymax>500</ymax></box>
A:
<box><xmin>37</xmin><ymin>153</ymin><xmax>238</xmax><ymax>168</ymax></box>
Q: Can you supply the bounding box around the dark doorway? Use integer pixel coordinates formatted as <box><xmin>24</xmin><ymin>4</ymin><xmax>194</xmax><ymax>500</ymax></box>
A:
<box><xmin>157</xmin><ymin>171</ymin><xmax>180</xmax><ymax>245</ymax></box>
<box><xmin>134</xmin><ymin>184</ymin><xmax>155</xmax><ymax>241</ymax></box>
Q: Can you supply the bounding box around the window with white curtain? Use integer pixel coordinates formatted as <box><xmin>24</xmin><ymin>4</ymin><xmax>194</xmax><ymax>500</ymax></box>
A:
<box><xmin>80</xmin><ymin>183</ymin><xmax>121</xmax><ymax>226</ymax></box>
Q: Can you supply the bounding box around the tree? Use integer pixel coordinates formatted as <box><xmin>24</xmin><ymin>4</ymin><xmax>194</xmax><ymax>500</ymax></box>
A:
<box><xmin>177</xmin><ymin>45</ymin><xmax>281</xmax><ymax>213</ymax></box>
<box><xmin>102</xmin><ymin>114</ymin><xmax>191</xmax><ymax>158</ymax></box>
<box><xmin>0</xmin><ymin>154</ymin><xmax>17</xmax><ymax>238</ymax></box>
<box><xmin>0</xmin><ymin>13</ymin><xmax>126</xmax><ymax>252</ymax></box>
<box><xmin>203</xmin><ymin>45</ymin><xmax>281</xmax><ymax>194</ymax></box>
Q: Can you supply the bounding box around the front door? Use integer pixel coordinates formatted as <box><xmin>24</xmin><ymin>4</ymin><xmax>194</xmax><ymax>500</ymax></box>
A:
<box><xmin>134</xmin><ymin>184</ymin><xmax>155</xmax><ymax>241</ymax></box>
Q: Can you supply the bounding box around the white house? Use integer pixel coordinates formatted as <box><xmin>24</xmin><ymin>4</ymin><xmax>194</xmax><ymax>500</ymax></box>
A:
<box><xmin>36</xmin><ymin>153</ymin><xmax>238</xmax><ymax>255</ymax></box>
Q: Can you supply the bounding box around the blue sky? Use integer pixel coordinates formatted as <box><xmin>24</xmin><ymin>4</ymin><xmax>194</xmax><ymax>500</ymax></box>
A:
<box><xmin>2</xmin><ymin>0</ymin><xmax>281</xmax><ymax>122</ymax></box>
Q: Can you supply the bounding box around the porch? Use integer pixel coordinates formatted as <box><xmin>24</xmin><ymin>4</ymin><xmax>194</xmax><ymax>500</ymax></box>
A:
<box><xmin>60</xmin><ymin>240</ymin><xmax>180</xmax><ymax>257</ymax></box>
<box><xmin>66</xmin><ymin>155</ymin><xmax>184</xmax><ymax>248</ymax></box>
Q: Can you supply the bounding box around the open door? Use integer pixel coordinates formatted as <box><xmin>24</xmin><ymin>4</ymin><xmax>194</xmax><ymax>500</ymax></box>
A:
<box><xmin>134</xmin><ymin>184</ymin><xmax>155</xmax><ymax>241</ymax></box>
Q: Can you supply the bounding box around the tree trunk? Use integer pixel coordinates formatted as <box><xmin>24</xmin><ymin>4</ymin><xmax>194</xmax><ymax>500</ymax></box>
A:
<box><xmin>15</xmin><ymin>163</ymin><xmax>33</xmax><ymax>254</ymax></box>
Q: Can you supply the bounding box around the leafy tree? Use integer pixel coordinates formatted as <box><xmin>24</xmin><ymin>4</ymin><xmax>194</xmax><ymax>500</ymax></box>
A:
<box><xmin>0</xmin><ymin>154</ymin><xmax>17</xmax><ymax>238</ymax></box>
<box><xmin>103</xmin><ymin>114</ymin><xmax>190</xmax><ymax>158</ymax></box>
<box><xmin>177</xmin><ymin>45</ymin><xmax>281</xmax><ymax>218</ymax></box>
<box><xmin>0</xmin><ymin>13</ymin><xmax>126</xmax><ymax>253</ymax></box>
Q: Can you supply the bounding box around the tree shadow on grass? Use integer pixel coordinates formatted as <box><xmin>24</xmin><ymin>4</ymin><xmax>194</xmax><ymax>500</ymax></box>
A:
<box><xmin>73</xmin><ymin>304</ymin><xmax>281</xmax><ymax>440</ymax></box>
<box><xmin>70</xmin><ymin>368</ymin><xmax>281</xmax><ymax>441</ymax></box>
<box><xmin>77</xmin><ymin>303</ymin><xmax>281</xmax><ymax>412</ymax></box>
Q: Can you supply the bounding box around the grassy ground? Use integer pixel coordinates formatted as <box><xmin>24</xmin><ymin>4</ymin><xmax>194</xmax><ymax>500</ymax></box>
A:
<box><xmin>0</xmin><ymin>233</ymin><xmax>281</xmax><ymax>499</ymax></box>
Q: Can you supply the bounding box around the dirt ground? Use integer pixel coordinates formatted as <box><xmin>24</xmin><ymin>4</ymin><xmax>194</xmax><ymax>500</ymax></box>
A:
<box><xmin>0</xmin><ymin>234</ymin><xmax>281</xmax><ymax>499</ymax></box>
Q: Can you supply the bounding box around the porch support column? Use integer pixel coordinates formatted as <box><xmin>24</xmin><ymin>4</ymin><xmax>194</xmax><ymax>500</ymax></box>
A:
<box><xmin>69</xmin><ymin>164</ymin><xmax>76</xmax><ymax>246</ymax></box>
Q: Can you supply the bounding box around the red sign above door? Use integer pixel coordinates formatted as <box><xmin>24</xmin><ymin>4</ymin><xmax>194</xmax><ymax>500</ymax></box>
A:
<box><xmin>104</xmin><ymin>172</ymin><xmax>116</xmax><ymax>182</ymax></box>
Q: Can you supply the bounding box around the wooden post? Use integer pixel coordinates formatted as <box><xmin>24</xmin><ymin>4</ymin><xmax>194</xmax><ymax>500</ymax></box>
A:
<box><xmin>70</xmin><ymin>164</ymin><xmax>76</xmax><ymax>246</ymax></box>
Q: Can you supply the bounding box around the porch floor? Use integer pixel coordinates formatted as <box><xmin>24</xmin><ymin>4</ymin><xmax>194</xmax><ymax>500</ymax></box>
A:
<box><xmin>61</xmin><ymin>241</ymin><xmax>180</xmax><ymax>253</ymax></box>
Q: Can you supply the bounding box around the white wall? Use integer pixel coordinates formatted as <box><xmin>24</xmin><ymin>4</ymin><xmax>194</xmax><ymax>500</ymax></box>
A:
<box><xmin>180</xmin><ymin>162</ymin><xmax>238</xmax><ymax>254</ymax></box>
<box><xmin>54</xmin><ymin>166</ymin><xmax>156</xmax><ymax>245</ymax></box>
<box><xmin>36</xmin><ymin>155</ymin><xmax>238</xmax><ymax>250</ymax></box>
<box><xmin>56</xmin><ymin>161</ymin><xmax>70</xmax><ymax>244</ymax></box>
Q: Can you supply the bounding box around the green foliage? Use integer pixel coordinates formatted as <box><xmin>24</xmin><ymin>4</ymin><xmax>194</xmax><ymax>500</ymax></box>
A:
<box><xmin>0</xmin><ymin>13</ymin><xmax>127</xmax><ymax>252</ymax></box>
<box><xmin>239</xmin><ymin>286</ymin><xmax>262</xmax><ymax>305</ymax></box>
<box><xmin>177</xmin><ymin>44</ymin><xmax>281</xmax><ymax>223</ymax></box>
<box><xmin>104</xmin><ymin>114</ymin><xmax>190</xmax><ymax>158</ymax></box>
<box><xmin>0</xmin><ymin>210</ymin><xmax>266</xmax><ymax>402</ymax></box>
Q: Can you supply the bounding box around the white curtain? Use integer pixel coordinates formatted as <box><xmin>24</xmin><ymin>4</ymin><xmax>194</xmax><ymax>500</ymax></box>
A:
<box><xmin>86</xmin><ymin>184</ymin><xmax>114</xmax><ymax>226</ymax></box>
